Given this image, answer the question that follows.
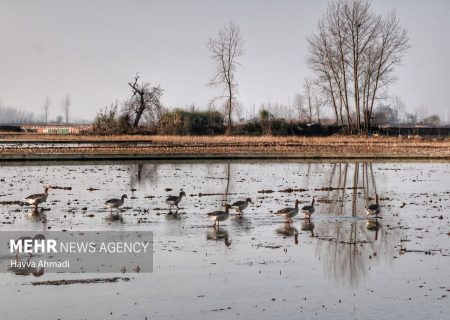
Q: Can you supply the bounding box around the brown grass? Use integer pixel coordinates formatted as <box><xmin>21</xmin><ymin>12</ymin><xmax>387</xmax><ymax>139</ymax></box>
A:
<box><xmin>0</xmin><ymin>133</ymin><xmax>449</xmax><ymax>157</ymax></box>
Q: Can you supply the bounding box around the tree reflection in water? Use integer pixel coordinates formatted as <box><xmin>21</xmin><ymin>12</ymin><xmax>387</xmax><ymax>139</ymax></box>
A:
<box><xmin>314</xmin><ymin>162</ymin><xmax>398</xmax><ymax>288</ymax></box>
<box><xmin>128</xmin><ymin>163</ymin><xmax>160</xmax><ymax>190</ymax></box>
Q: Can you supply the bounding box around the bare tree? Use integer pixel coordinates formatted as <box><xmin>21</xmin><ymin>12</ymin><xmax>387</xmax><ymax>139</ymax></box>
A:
<box><xmin>0</xmin><ymin>105</ymin><xmax>35</xmax><ymax>124</ymax></box>
<box><xmin>391</xmin><ymin>96</ymin><xmax>405</xmax><ymax>124</ymax></box>
<box><xmin>61</xmin><ymin>94</ymin><xmax>71</xmax><ymax>124</ymax></box>
<box><xmin>307</xmin><ymin>0</ymin><xmax>409</xmax><ymax>133</ymax></box>
<box><xmin>304</xmin><ymin>79</ymin><xmax>314</xmax><ymax>123</ymax></box>
<box><xmin>303</xmin><ymin>79</ymin><xmax>324</xmax><ymax>123</ymax></box>
<box><xmin>293</xmin><ymin>94</ymin><xmax>307</xmax><ymax>121</ymax></box>
<box><xmin>208</xmin><ymin>21</ymin><xmax>244</xmax><ymax>132</ymax></box>
<box><xmin>43</xmin><ymin>97</ymin><xmax>51</xmax><ymax>124</ymax></box>
<box><xmin>124</xmin><ymin>74</ymin><xmax>163</xmax><ymax>128</ymax></box>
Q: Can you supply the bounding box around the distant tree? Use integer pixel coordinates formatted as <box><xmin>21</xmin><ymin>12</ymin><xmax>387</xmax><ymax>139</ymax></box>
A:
<box><xmin>293</xmin><ymin>94</ymin><xmax>307</xmax><ymax>121</ymax></box>
<box><xmin>124</xmin><ymin>74</ymin><xmax>163</xmax><ymax>128</ymax></box>
<box><xmin>43</xmin><ymin>97</ymin><xmax>51</xmax><ymax>124</ymax></box>
<box><xmin>372</xmin><ymin>104</ymin><xmax>397</xmax><ymax>125</ymax></box>
<box><xmin>259</xmin><ymin>108</ymin><xmax>274</xmax><ymax>134</ymax></box>
<box><xmin>416</xmin><ymin>105</ymin><xmax>429</xmax><ymax>123</ymax></box>
<box><xmin>404</xmin><ymin>112</ymin><xmax>417</xmax><ymax>125</ymax></box>
<box><xmin>56</xmin><ymin>115</ymin><xmax>63</xmax><ymax>123</ymax></box>
<box><xmin>421</xmin><ymin>115</ymin><xmax>440</xmax><ymax>126</ymax></box>
<box><xmin>208</xmin><ymin>21</ymin><xmax>244</xmax><ymax>132</ymax></box>
<box><xmin>391</xmin><ymin>96</ymin><xmax>405</xmax><ymax>124</ymax></box>
<box><xmin>0</xmin><ymin>98</ymin><xmax>35</xmax><ymax>124</ymax></box>
<box><xmin>61</xmin><ymin>94</ymin><xmax>71</xmax><ymax>124</ymax></box>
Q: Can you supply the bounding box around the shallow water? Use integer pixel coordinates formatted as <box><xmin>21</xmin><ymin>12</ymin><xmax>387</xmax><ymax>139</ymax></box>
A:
<box><xmin>0</xmin><ymin>160</ymin><xmax>449</xmax><ymax>319</ymax></box>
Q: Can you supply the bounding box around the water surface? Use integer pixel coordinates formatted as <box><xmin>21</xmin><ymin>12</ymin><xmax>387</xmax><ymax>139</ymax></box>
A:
<box><xmin>0</xmin><ymin>160</ymin><xmax>448</xmax><ymax>319</ymax></box>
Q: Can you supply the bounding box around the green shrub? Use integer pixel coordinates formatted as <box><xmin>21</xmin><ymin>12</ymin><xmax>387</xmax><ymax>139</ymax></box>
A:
<box><xmin>158</xmin><ymin>109</ymin><xmax>225</xmax><ymax>135</ymax></box>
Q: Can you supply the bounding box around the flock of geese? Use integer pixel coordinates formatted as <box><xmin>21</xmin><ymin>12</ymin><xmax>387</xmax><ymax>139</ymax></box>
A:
<box><xmin>23</xmin><ymin>185</ymin><xmax>381</xmax><ymax>228</ymax></box>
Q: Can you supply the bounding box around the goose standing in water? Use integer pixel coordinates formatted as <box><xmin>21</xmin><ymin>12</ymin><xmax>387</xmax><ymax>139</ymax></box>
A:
<box><xmin>302</xmin><ymin>197</ymin><xmax>315</xmax><ymax>219</ymax></box>
<box><xmin>105</xmin><ymin>194</ymin><xmax>128</xmax><ymax>214</ymax></box>
<box><xmin>231</xmin><ymin>198</ymin><xmax>253</xmax><ymax>215</ymax></box>
<box><xmin>166</xmin><ymin>191</ymin><xmax>186</xmax><ymax>211</ymax></box>
<box><xmin>25</xmin><ymin>186</ymin><xmax>51</xmax><ymax>210</ymax></box>
<box><xmin>207</xmin><ymin>204</ymin><xmax>231</xmax><ymax>228</ymax></box>
<box><xmin>275</xmin><ymin>200</ymin><xmax>300</xmax><ymax>224</ymax></box>
<box><xmin>365</xmin><ymin>194</ymin><xmax>380</xmax><ymax>217</ymax></box>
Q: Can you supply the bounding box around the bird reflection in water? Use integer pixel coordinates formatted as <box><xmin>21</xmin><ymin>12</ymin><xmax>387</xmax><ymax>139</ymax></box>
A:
<box><xmin>105</xmin><ymin>213</ymin><xmax>124</xmax><ymax>223</ymax></box>
<box><xmin>207</xmin><ymin>228</ymin><xmax>232</xmax><ymax>247</ymax></box>
<box><xmin>301</xmin><ymin>219</ymin><xmax>315</xmax><ymax>238</ymax></box>
<box><xmin>166</xmin><ymin>209</ymin><xmax>184</xmax><ymax>220</ymax></box>
<box><xmin>26</xmin><ymin>207</ymin><xmax>47</xmax><ymax>222</ymax></box>
<box><xmin>366</xmin><ymin>219</ymin><xmax>381</xmax><ymax>240</ymax></box>
<box><xmin>231</xmin><ymin>215</ymin><xmax>252</xmax><ymax>233</ymax></box>
<box><xmin>275</xmin><ymin>225</ymin><xmax>299</xmax><ymax>245</ymax></box>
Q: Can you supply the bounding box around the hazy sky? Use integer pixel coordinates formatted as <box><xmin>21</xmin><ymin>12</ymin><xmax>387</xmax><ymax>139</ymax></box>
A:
<box><xmin>1</xmin><ymin>0</ymin><xmax>449</xmax><ymax>122</ymax></box>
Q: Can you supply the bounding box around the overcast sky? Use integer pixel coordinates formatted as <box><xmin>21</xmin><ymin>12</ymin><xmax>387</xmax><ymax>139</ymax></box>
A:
<box><xmin>0</xmin><ymin>0</ymin><xmax>449</xmax><ymax>122</ymax></box>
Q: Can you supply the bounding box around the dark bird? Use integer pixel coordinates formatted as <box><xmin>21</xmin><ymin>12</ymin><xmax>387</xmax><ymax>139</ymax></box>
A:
<box><xmin>105</xmin><ymin>194</ymin><xmax>128</xmax><ymax>214</ymax></box>
<box><xmin>301</xmin><ymin>197</ymin><xmax>315</xmax><ymax>219</ymax></box>
<box><xmin>231</xmin><ymin>198</ymin><xmax>253</xmax><ymax>215</ymax></box>
<box><xmin>166</xmin><ymin>191</ymin><xmax>186</xmax><ymax>211</ymax></box>
<box><xmin>365</xmin><ymin>194</ymin><xmax>380</xmax><ymax>217</ymax></box>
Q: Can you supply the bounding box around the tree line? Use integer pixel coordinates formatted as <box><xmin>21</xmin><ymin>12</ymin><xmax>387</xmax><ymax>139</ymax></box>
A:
<box><xmin>4</xmin><ymin>0</ymin><xmax>443</xmax><ymax>133</ymax></box>
<box><xmin>94</xmin><ymin>0</ymin><xmax>418</xmax><ymax>135</ymax></box>
<box><xmin>0</xmin><ymin>94</ymin><xmax>72</xmax><ymax>124</ymax></box>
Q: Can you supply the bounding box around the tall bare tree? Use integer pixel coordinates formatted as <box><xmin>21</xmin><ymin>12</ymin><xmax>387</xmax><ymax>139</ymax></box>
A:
<box><xmin>124</xmin><ymin>74</ymin><xmax>163</xmax><ymax>128</ymax></box>
<box><xmin>208</xmin><ymin>21</ymin><xmax>244</xmax><ymax>132</ymax></box>
<box><xmin>307</xmin><ymin>0</ymin><xmax>409</xmax><ymax>133</ymax></box>
<box><xmin>293</xmin><ymin>94</ymin><xmax>306</xmax><ymax>121</ymax></box>
<box><xmin>61</xmin><ymin>94</ymin><xmax>71</xmax><ymax>124</ymax></box>
<box><xmin>43</xmin><ymin>97</ymin><xmax>51</xmax><ymax>124</ymax></box>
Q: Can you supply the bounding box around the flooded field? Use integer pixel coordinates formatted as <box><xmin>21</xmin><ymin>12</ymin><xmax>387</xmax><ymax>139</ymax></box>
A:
<box><xmin>0</xmin><ymin>160</ymin><xmax>449</xmax><ymax>319</ymax></box>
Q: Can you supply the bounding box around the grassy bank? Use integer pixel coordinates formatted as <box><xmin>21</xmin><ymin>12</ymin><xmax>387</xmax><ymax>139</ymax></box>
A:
<box><xmin>0</xmin><ymin>134</ymin><xmax>449</xmax><ymax>160</ymax></box>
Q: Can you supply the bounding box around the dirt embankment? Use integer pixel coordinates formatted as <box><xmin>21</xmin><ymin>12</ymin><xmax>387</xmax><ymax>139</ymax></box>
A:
<box><xmin>0</xmin><ymin>134</ymin><xmax>449</xmax><ymax>160</ymax></box>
